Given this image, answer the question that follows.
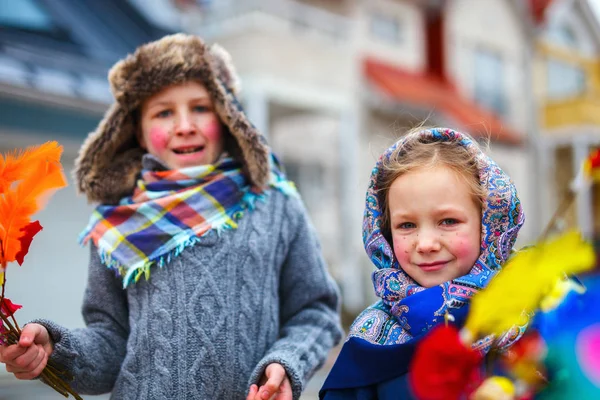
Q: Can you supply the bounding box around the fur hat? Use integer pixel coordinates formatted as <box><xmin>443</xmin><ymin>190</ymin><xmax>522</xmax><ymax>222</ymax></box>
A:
<box><xmin>74</xmin><ymin>33</ymin><xmax>270</xmax><ymax>204</ymax></box>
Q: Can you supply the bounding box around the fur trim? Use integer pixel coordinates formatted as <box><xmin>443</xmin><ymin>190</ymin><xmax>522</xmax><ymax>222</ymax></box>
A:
<box><xmin>74</xmin><ymin>33</ymin><xmax>269</xmax><ymax>204</ymax></box>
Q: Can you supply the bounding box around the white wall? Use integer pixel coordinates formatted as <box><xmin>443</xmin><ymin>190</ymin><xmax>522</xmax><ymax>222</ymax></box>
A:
<box><xmin>356</xmin><ymin>0</ymin><xmax>426</xmax><ymax>72</ymax></box>
<box><xmin>485</xmin><ymin>145</ymin><xmax>535</xmax><ymax>245</ymax></box>
<box><xmin>214</xmin><ymin>27</ymin><xmax>354</xmax><ymax>96</ymax></box>
<box><xmin>446</xmin><ymin>0</ymin><xmax>529</xmax><ymax>134</ymax></box>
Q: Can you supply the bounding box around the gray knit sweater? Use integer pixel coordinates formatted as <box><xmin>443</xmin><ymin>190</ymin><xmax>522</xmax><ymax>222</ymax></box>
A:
<box><xmin>37</xmin><ymin>190</ymin><xmax>342</xmax><ymax>399</ymax></box>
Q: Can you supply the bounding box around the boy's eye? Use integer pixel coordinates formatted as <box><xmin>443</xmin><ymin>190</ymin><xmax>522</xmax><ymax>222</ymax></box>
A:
<box><xmin>398</xmin><ymin>222</ymin><xmax>416</xmax><ymax>229</ymax></box>
<box><xmin>155</xmin><ymin>109</ymin><xmax>172</xmax><ymax>118</ymax></box>
<box><xmin>441</xmin><ymin>218</ymin><xmax>458</xmax><ymax>225</ymax></box>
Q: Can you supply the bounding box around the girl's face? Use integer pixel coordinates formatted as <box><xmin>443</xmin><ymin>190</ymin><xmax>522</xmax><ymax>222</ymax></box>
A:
<box><xmin>139</xmin><ymin>81</ymin><xmax>224</xmax><ymax>169</ymax></box>
<box><xmin>387</xmin><ymin>165</ymin><xmax>482</xmax><ymax>288</ymax></box>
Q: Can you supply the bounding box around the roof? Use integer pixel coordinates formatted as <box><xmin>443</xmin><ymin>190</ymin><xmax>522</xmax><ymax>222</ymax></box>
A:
<box><xmin>0</xmin><ymin>0</ymin><xmax>172</xmax><ymax>107</ymax></box>
<box><xmin>529</xmin><ymin>0</ymin><xmax>555</xmax><ymax>24</ymax></box>
<box><xmin>364</xmin><ymin>58</ymin><xmax>522</xmax><ymax>145</ymax></box>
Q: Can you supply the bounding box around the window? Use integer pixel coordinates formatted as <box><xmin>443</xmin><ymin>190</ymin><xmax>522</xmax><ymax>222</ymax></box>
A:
<box><xmin>0</xmin><ymin>0</ymin><xmax>55</xmax><ymax>31</ymax></box>
<box><xmin>546</xmin><ymin>58</ymin><xmax>586</xmax><ymax>99</ymax></box>
<box><xmin>474</xmin><ymin>49</ymin><xmax>506</xmax><ymax>116</ymax></box>
<box><xmin>370</xmin><ymin>13</ymin><xmax>402</xmax><ymax>43</ymax></box>
<box><xmin>546</xmin><ymin>23</ymin><xmax>579</xmax><ymax>49</ymax></box>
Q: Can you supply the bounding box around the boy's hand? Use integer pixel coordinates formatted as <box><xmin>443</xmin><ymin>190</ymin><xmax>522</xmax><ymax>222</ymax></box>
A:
<box><xmin>246</xmin><ymin>363</ymin><xmax>293</xmax><ymax>400</ymax></box>
<box><xmin>0</xmin><ymin>323</ymin><xmax>53</xmax><ymax>380</ymax></box>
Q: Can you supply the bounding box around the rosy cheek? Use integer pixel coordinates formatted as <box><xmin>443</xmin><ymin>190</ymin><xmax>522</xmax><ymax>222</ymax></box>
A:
<box><xmin>201</xmin><ymin>117</ymin><xmax>223</xmax><ymax>142</ymax></box>
<box><xmin>148</xmin><ymin>127</ymin><xmax>170</xmax><ymax>151</ymax></box>
<box><xmin>392</xmin><ymin>238</ymin><xmax>411</xmax><ymax>261</ymax></box>
<box><xmin>452</xmin><ymin>233</ymin><xmax>480</xmax><ymax>259</ymax></box>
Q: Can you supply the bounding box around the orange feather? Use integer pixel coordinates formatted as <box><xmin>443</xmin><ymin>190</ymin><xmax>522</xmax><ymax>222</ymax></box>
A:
<box><xmin>0</xmin><ymin>143</ymin><xmax>67</xmax><ymax>265</ymax></box>
<box><xmin>0</xmin><ymin>142</ymin><xmax>62</xmax><ymax>194</ymax></box>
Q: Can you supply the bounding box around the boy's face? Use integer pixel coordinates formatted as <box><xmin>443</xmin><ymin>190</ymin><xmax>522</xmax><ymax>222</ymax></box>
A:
<box><xmin>139</xmin><ymin>81</ymin><xmax>224</xmax><ymax>169</ymax></box>
<box><xmin>387</xmin><ymin>166</ymin><xmax>482</xmax><ymax>288</ymax></box>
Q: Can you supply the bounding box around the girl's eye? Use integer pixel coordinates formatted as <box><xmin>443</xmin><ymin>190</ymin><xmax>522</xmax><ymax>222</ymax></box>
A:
<box><xmin>398</xmin><ymin>222</ymin><xmax>416</xmax><ymax>229</ymax></box>
<box><xmin>193</xmin><ymin>105</ymin><xmax>209</xmax><ymax>113</ymax></box>
<box><xmin>156</xmin><ymin>109</ymin><xmax>172</xmax><ymax>118</ymax></box>
<box><xmin>441</xmin><ymin>218</ymin><xmax>458</xmax><ymax>226</ymax></box>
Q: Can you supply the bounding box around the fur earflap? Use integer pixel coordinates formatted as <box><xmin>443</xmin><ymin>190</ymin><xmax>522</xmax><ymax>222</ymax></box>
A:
<box><xmin>74</xmin><ymin>34</ymin><xmax>269</xmax><ymax>204</ymax></box>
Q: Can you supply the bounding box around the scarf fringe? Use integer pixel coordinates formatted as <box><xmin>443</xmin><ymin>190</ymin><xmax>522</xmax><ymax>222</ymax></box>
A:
<box><xmin>93</xmin><ymin>181</ymin><xmax>297</xmax><ymax>288</ymax></box>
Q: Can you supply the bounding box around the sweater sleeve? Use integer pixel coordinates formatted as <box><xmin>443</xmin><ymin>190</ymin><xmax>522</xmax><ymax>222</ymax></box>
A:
<box><xmin>33</xmin><ymin>244</ymin><xmax>130</xmax><ymax>395</ymax></box>
<box><xmin>249</xmin><ymin>195</ymin><xmax>343</xmax><ymax>400</ymax></box>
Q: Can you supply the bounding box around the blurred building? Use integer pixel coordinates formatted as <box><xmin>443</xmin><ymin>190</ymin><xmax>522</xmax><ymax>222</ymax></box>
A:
<box><xmin>0</xmin><ymin>0</ymin><xmax>580</xmax><ymax>398</ymax></box>
<box><xmin>531</xmin><ymin>0</ymin><xmax>600</xmax><ymax>244</ymax></box>
<box><xmin>133</xmin><ymin>0</ymin><xmax>538</xmax><ymax>316</ymax></box>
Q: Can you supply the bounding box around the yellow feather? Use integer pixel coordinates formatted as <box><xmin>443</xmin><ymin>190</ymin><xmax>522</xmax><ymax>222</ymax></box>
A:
<box><xmin>464</xmin><ymin>231</ymin><xmax>596</xmax><ymax>340</ymax></box>
<box><xmin>471</xmin><ymin>376</ymin><xmax>515</xmax><ymax>400</ymax></box>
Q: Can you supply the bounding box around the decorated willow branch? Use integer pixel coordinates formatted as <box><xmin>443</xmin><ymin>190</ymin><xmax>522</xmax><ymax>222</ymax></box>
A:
<box><xmin>0</xmin><ymin>142</ymin><xmax>82</xmax><ymax>399</ymax></box>
<box><xmin>409</xmin><ymin>149</ymin><xmax>600</xmax><ymax>400</ymax></box>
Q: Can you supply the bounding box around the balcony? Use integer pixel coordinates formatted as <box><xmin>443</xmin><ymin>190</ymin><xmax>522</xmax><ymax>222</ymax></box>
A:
<box><xmin>543</xmin><ymin>96</ymin><xmax>600</xmax><ymax>129</ymax></box>
<box><xmin>181</xmin><ymin>0</ymin><xmax>352</xmax><ymax>44</ymax></box>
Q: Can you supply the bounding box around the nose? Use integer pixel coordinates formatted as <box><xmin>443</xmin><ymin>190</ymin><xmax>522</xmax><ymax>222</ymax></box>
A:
<box><xmin>415</xmin><ymin>229</ymin><xmax>441</xmax><ymax>253</ymax></box>
<box><xmin>174</xmin><ymin>112</ymin><xmax>196</xmax><ymax>136</ymax></box>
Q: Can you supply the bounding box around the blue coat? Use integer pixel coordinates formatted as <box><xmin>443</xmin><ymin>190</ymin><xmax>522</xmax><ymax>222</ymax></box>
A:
<box><xmin>320</xmin><ymin>306</ymin><xmax>470</xmax><ymax>400</ymax></box>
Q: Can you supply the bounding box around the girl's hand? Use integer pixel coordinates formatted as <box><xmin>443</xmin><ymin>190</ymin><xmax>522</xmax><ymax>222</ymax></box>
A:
<box><xmin>0</xmin><ymin>323</ymin><xmax>53</xmax><ymax>380</ymax></box>
<box><xmin>247</xmin><ymin>363</ymin><xmax>293</xmax><ymax>400</ymax></box>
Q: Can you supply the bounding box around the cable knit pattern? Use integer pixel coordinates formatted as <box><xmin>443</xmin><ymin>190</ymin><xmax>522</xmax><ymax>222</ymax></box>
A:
<box><xmin>38</xmin><ymin>190</ymin><xmax>342</xmax><ymax>399</ymax></box>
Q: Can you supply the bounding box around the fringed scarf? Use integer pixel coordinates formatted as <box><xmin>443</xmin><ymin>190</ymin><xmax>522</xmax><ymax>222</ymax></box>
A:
<box><xmin>348</xmin><ymin>128</ymin><xmax>526</xmax><ymax>352</ymax></box>
<box><xmin>80</xmin><ymin>154</ymin><xmax>297</xmax><ymax>287</ymax></box>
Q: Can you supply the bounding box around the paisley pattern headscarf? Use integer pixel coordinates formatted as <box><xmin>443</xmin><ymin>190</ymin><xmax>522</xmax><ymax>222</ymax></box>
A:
<box><xmin>348</xmin><ymin>127</ymin><xmax>525</xmax><ymax>351</ymax></box>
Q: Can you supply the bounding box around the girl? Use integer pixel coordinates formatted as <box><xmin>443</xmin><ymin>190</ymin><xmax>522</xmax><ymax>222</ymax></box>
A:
<box><xmin>0</xmin><ymin>34</ymin><xmax>342</xmax><ymax>400</ymax></box>
<box><xmin>320</xmin><ymin>127</ymin><xmax>525</xmax><ymax>399</ymax></box>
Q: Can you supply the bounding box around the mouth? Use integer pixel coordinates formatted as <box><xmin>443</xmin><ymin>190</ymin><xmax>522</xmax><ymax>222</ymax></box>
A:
<box><xmin>417</xmin><ymin>261</ymin><xmax>448</xmax><ymax>272</ymax></box>
<box><xmin>172</xmin><ymin>145</ymin><xmax>205</xmax><ymax>155</ymax></box>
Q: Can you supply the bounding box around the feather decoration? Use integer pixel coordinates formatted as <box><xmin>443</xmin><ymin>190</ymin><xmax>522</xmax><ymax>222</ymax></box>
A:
<box><xmin>0</xmin><ymin>142</ymin><xmax>63</xmax><ymax>194</ymax></box>
<box><xmin>0</xmin><ymin>142</ymin><xmax>81</xmax><ymax>400</ymax></box>
<box><xmin>0</xmin><ymin>142</ymin><xmax>66</xmax><ymax>266</ymax></box>
<box><xmin>463</xmin><ymin>231</ymin><xmax>596</xmax><ymax>341</ymax></box>
<box><xmin>410</xmin><ymin>325</ymin><xmax>483</xmax><ymax>400</ymax></box>
<box><xmin>583</xmin><ymin>148</ymin><xmax>600</xmax><ymax>182</ymax></box>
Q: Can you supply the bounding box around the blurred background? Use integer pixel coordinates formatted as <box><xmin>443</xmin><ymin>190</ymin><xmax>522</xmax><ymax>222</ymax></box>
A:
<box><xmin>1</xmin><ymin>0</ymin><xmax>599</xmax><ymax>398</ymax></box>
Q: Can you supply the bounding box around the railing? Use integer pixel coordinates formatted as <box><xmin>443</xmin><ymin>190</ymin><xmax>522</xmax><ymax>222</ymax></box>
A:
<box><xmin>185</xmin><ymin>0</ymin><xmax>352</xmax><ymax>42</ymax></box>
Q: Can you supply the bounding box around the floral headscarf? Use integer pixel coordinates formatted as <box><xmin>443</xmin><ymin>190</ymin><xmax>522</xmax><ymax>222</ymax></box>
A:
<box><xmin>348</xmin><ymin>128</ymin><xmax>525</xmax><ymax>351</ymax></box>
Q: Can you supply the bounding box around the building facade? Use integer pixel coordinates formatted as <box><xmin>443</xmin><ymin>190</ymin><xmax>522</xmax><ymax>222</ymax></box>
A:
<box><xmin>137</xmin><ymin>0</ymin><xmax>538</xmax><ymax>313</ymax></box>
<box><xmin>531</xmin><ymin>0</ymin><xmax>600</xmax><ymax>244</ymax></box>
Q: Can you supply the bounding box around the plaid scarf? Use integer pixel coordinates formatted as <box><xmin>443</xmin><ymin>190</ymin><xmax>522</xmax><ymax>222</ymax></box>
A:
<box><xmin>80</xmin><ymin>155</ymin><xmax>296</xmax><ymax>287</ymax></box>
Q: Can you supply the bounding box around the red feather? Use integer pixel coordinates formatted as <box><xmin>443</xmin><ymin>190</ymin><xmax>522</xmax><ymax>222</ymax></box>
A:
<box><xmin>15</xmin><ymin>220</ymin><xmax>43</xmax><ymax>265</ymax></box>
<box><xmin>410</xmin><ymin>325</ymin><xmax>483</xmax><ymax>400</ymax></box>
<box><xmin>0</xmin><ymin>297</ymin><xmax>22</xmax><ymax>316</ymax></box>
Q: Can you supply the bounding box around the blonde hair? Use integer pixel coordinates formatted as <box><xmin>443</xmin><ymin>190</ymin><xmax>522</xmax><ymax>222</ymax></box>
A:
<box><xmin>378</xmin><ymin>129</ymin><xmax>487</xmax><ymax>241</ymax></box>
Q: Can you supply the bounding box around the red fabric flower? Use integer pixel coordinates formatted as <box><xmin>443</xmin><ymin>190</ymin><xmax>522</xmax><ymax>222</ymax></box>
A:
<box><xmin>1</xmin><ymin>297</ymin><xmax>22</xmax><ymax>316</ymax></box>
<box><xmin>410</xmin><ymin>325</ymin><xmax>483</xmax><ymax>400</ymax></box>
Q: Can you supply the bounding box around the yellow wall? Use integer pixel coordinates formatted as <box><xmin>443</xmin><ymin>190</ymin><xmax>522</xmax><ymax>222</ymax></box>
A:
<box><xmin>538</xmin><ymin>42</ymin><xmax>600</xmax><ymax>130</ymax></box>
